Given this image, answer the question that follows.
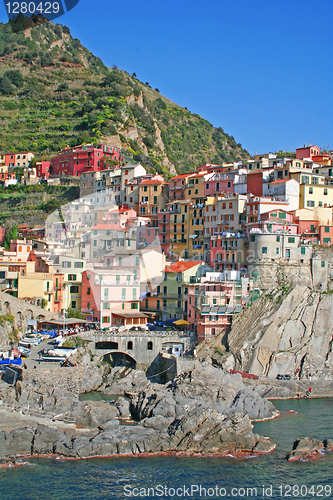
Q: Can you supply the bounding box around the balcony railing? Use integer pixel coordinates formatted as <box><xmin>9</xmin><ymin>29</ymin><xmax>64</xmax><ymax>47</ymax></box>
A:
<box><xmin>81</xmin><ymin>308</ymin><xmax>95</xmax><ymax>314</ymax></box>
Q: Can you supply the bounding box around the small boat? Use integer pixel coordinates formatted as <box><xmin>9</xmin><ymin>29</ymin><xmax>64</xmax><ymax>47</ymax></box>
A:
<box><xmin>45</xmin><ymin>347</ymin><xmax>77</xmax><ymax>358</ymax></box>
<box><xmin>41</xmin><ymin>355</ymin><xmax>66</xmax><ymax>362</ymax></box>
<box><xmin>17</xmin><ymin>347</ymin><xmax>31</xmax><ymax>358</ymax></box>
<box><xmin>0</xmin><ymin>358</ymin><xmax>22</xmax><ymax>366</ymax></box>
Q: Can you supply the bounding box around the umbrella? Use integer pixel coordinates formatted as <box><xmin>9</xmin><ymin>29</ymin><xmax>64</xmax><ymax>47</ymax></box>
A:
<box><xmin>173</xmin><ymin>319</ymin><xmax>190</xmax><ymax>326</ymax></box>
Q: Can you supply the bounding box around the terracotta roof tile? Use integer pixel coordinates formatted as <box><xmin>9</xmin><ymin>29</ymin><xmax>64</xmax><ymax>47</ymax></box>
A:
<box><xmin>164</xmin><ymin>261</ymin><xmax>204</xmax><ymax>273</ymax></box>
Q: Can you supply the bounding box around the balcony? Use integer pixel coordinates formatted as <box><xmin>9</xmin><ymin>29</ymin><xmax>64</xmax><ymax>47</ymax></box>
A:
<box><xmin>82</xmin><ymin>308</ymin><xmax>95</xmax><ymax>314</ymax></box>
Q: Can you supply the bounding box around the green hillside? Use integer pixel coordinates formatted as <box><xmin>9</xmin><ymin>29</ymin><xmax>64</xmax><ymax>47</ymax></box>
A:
<box><xmin>0</xmin><ymin>15</ymin><xmax>249</xmax><ymax>176</ymax></box>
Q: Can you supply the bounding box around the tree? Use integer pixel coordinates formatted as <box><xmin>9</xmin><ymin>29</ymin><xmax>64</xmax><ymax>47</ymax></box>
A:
<box><xmin>56</xmin><ymin>82</ymin><xmax>69</xmax><ymax>92</ymax></box>
<box><xmin>0</xmin><ymin>76</ymin><xmax>15</xmax><ymax>95</ymax></box>
<box><xmin>4</xmin><ymin>70</ymin><xmax>24</xmax><ymax>88</ymax></box>
<box><xmin>4</xmin><ymin>225</ymin><xmax>18</xmax><ymax>251</ymax></box>
<box><xmin>66</xmin><ymin>308</ymin><xmax>85</xmax><ymax>319</ymax></box>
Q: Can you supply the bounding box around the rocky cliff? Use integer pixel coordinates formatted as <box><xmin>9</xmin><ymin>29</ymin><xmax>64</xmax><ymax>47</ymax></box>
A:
<box><xmin>222</xmin><ymin>285</ymin><xmax>333</xmax><ymax>379</ymax></box>
<box><xmin>0</xmin><ymin>354</ymin><xmax>276</xmax><ymax>460</ymax></box>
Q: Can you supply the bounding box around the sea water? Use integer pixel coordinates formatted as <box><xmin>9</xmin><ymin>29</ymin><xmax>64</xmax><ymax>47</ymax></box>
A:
<box><xmin>1</xmin><ymin>398</ymin><xmax>333</xmax><ymax>500</ymax></box>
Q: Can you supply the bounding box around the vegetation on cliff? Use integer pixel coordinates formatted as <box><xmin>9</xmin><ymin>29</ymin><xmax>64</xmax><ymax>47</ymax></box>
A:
<box><xmin>0</xmin><ymin>16</ymin><xmax>249</xmax><ymax>175</ymax></box>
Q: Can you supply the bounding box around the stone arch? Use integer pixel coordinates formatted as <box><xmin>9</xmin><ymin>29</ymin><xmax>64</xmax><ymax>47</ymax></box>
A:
<box><xmin>26</xmin><ymin>309</ymin><xmax>34</xmax><ymax>320</ymax></box>
<box><xmin>103</xmin><ymin>351</ymin><xmax>136</xmax><ymax>368</ymax></box>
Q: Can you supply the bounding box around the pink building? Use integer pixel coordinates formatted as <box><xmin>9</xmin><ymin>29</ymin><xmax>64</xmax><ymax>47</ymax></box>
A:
<box><xmin>187</xmin><ymin>274</ymin><xmax>255</xmax><ymax>342</ymax></box>
<box><xmin>246</xmin><ymin>210</ymin><xmax>297</xmax><ymax>235</ymax></box>
<box><xmin>81</xmin><ymin>269</ymin><xmax>145</xmax><ymax>328</ymax></box>
<box><xmin>204</xmin><ymin>172</ymin><xmax>234</xmax><ymax>197</ymax></box>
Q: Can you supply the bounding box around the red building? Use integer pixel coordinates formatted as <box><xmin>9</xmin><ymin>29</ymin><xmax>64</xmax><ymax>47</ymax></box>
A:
<box><xmin>247</xmin><ymin>171</ymin><xmax>263</xmax><ymax>197</ymax></box>
<box><xmin>296</xmin><ymin>145</ymin><xmax>320</xmax><ymax>160</ymax></box>
<box><xmin>36</xmin><ymin>161</ymin><xmax>51</xmax><ymax>179</ymax></box>
<box><xmin>50</xmin><ymin>144</ymin><xmax>122</xmax><ymax>177</ymax></box>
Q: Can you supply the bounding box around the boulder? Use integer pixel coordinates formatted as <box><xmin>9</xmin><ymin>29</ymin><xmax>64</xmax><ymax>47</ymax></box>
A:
<box><xmin>287</xmin><ymin>437</ymin><xmax>325</xmax><ymax>461</ymax></box>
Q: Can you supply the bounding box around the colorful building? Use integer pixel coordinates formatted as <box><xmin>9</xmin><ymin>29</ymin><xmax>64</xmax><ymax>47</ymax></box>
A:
<box><xmin>50</xmin><ymin>144</ymin><xmax>121</xmax><ymax>177</ymax></box>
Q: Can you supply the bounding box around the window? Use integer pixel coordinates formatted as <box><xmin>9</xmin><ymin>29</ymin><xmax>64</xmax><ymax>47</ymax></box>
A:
<box><xmin>119</xmin><ymin>257</ymin><xmax>122</xmax><ymax>266</ymax></box>
<box><xmin>103</xmin><ymin>303</ymin><xmax>110</xmax><ymax>309</ymax></box>
<box><xmin>131</xmin><ymin>302</ymin><xmax>138</xmax><ymax>309</ymax></box>
<box><xmin>278</xmin><ymin>212</ymin><xmax>286</xmax><ymax>219</ymax></box>
<box><xmin>321</xmin><ymin>260</ymin><xmax>326</xmax><ymax>267</ymax></box>
<box><xmin>70</xmin><ymin>285</ymin><xmax>79</xmax><ymax>293</ymax></box>
<box><xmin>323</xmin><ymin>239</ymin><xmax>331</xmax><ymax>245</ymax></box>
<box><xmin>122</xmin><ymin>288</ymin><xmax>126</xmax><ymax>300</ymax></box>
<box><xmin>104</xmin><ymin>288</ymin><xmax>109</xmax><ymax>300</ymax></box>
<box><xmin>285</xmin><ymin>249</ymin><xmax>290</xmax><ymax>258</ymax></box>
<box><xmin>276</xmin><ymin>235</ymin><xmax>280</xmax><ymax>242</ymax></box>
<box><xmin>93</xmin><ymin>240</ymin><xmax>97</xmax><ymax>246</ymax></box>
<box><xmin>163</xmin><ymin>299</ymin><xmax>167</xmax><ymax>308</ymax></box>
<box><xmin>301</xmin><ymin>247</ymin><xmax>306</xmax><ymax>255</ymax></box>
<box><xmin>157</xmin><ymin>300</ymin><xmax>160</xmax><ymax>310</ymax></box>
<box><xmin>288</xmin><ymin>237</ymin><xmax>295</xmax><ymax>243</ymax></box>
<box><xmin>62</xmin><ymin>261</ymin><xmax>71</xmax><ymax>268</ymax></box>
<box><xmin>127</xmin><ymin>341</ymin><xmax>133</xmax><ymax>350</ymax></box>
<box><xmin>74</xmin><ymin>262</ymin><xmax>83</xmax><ymax>268</ymax></box>
<box><xmin>87</xmin><ymin>287</ymin><xmax>91</xmax><ymax>295</ymax></box>
<box><xmin>325</xmin><ymin>226</ymin><xmax>330</xmax><ymax>233</ymax></box>
<box><xmin>276</xmin><ymin>247</ymin><xmax>279</xmax><ymax>255</ymax></box>
<box><xmin>310</xmin><ymin>224</ymin><xmax>315</xmax><ymax>232</ymax></box>
<box><xmin>309</xmin><ymin>187</ymin><xmax>313</xmax><ymax>194</ymax></box>
<box><xmin>144</xmin><ymin>186</ymin><xmax>147</xmax><ymax>192</ymax></box>
<box><xmin>147</xmin><ymin>341</ymin><xmax>153</xmax><ymax>350</ymax></box>
<box><xmin>133</xmin><ymin>288</ymin><xmax>137</xmax><ymax>299</ymax></box>
<box><xmin>71</xmin><ymin>301</ymin><xmax>76</xmax><ymax>309</ymax></box>
<box><xmin>102</xmin><ymin>316</ymin><xmax>110</xmax><ymax>323</ymax></box>
<box><xmin>154</xmin><ymin>186</ymin><xmax>157</xmax><ymax>192</ymax></box>
<box><xmin>307</xmin><ymin>201</ymin><xmax>315</xmax><ymax>207</ymax></box>
<box><xmin>68</xmin><ymin>274</ymin><xmax>77</xmax><ymax>281</ymax></box>
<box><xmin>324</xmin><ymin>188</ymin><xmax>328</xmax><ymax>195</ymax></box>
<box><xmin>262</xmin><ymin>247</ymin><xmax>267</xmax><ymax>254</ymax></box>
<box><xmin>250</xmin><ymin>235</ymin><xmax>255</xmax><ymax>242</ymax></box>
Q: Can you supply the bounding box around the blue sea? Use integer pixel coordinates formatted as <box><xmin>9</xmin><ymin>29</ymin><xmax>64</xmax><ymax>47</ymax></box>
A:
<box><xmin>1</xmin><ymin>398</ymin><xmax>333</xmax><ymax>500</ymax></box>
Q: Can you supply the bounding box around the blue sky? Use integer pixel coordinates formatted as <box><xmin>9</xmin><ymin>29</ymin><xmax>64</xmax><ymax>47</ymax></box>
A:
<box><xmin>1</xmin><ymin>0</ymin><xmax>333</xmax><ymax>155</ymax></box>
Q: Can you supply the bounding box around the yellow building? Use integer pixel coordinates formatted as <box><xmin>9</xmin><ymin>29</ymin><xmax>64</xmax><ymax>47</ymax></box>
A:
<box><xmin>168</xmin><ymin>200</ymin><xmax>192</xmax><ymax>259</ymax></box>
<box><xmin>299</xmin><ymin>184</ymin><xmax>333</xmax><ymax>209</ymax></box>
<box><xmin>138</xmin><ymin>179</ymin><xmax>169</xmax><ymax>222</ymax></box>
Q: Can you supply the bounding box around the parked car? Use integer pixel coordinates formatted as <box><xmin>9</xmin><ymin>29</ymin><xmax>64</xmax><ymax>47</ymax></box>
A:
<box><xmin>276</xmin><ymin>374</ymin><xmax>291</xmax><ymax>380</ymax></box>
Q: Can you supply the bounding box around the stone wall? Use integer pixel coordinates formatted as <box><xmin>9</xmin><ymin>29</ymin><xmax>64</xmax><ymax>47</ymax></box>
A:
<box><xmin>0</xmin><ymin>292</ymin><xmax>60</xmax><ymax>352</ymax></box>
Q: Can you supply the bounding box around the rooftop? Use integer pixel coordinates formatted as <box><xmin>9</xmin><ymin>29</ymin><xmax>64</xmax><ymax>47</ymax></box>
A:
<box><xmin>164</xmin><ymin>261</ymin><xmax>205</xmax><ymax>273</ymax></box>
